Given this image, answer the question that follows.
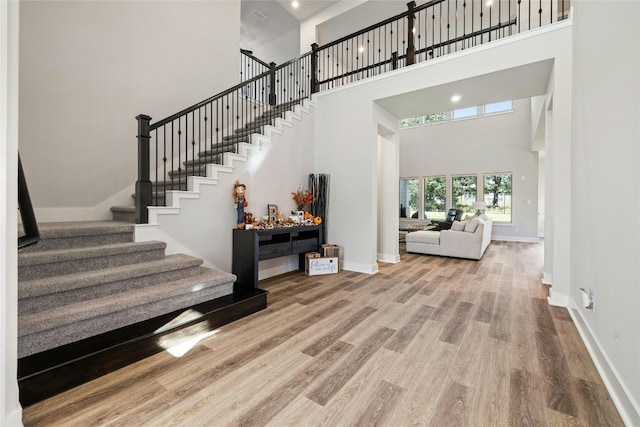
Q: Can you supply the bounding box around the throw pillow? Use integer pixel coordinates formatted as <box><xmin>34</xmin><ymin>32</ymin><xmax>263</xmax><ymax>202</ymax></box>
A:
<box><xmin>451</xmin><ymin>220</ymin><xmax>466</xmax><ymax>231</ymax></box>
<box><xmin>464</xmin><ymin>217</ymin><xmax>480</xmax><ymax>233</ymax></box>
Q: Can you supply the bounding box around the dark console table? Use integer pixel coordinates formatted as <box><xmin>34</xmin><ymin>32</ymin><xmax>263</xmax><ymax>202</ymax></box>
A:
<box><xmin>232</xmin><ymin>225</ymin><xmax>323</xmax><ymax>293</ymax></box>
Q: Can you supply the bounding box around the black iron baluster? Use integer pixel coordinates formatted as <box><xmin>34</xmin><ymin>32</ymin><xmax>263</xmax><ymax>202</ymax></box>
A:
<box><xmin>488</xmin><ymin>1</ymin><xmax>492</xmax><ymax>41</ymax></box>
<box><xmin>539</xmin><ymin>0</ymin><xmax>542</xmax><ymax>27</ymax></box>
<box><xmin>480</xmin><ymin>1</ymin><xmax>484</xmax><ymax>45</ymax></box>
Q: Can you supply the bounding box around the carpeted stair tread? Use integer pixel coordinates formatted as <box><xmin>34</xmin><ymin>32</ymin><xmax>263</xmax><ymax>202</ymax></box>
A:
<box><xmin>20</xmin><ymin>221</ymin><xmax>135</xmax><ymax>252</ymax></box>
<box><xmin>18</xmin><ymin>266</ymin><xmax>236</xmax><ymax>357</ymax></box>
<box><xmin>198</xmin><ymin>144</ymin><xmax>237</xmax><ymax>158</ymax></box>
<box><xmin>18</xmin><ymin>241</ymin><xmax>167</xmax><ymax>281</ymax></box>
<box><xmin>33</xmin><ymin>221</ymin><xmax>133</xmax><ymax>238</ymax></box>
<box><xmin>18</xmin><ymin>241</ymin><xmax>166</xmax><ymax>266</ymax></box>
<box><xmin>19</xmin><ymin>253</ymin><xmax>203</xmax><ymax>300</ymax></box>
<box><xmin>19</xmin><ymin>266</ymin><xmax>234</xmax><ymax>336</ymax></box>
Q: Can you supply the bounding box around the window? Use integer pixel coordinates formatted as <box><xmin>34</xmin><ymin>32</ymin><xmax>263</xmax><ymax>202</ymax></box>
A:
<box><xmin>484</xmin><ymin>100</ymin><xmax>513</xmax><ymax>115</ymax></box>
<box><xmin>483</xmin><ymin>173</ymin><xmax>512</xmax><ymax>222</ymax></box>
<box><xmin>400</xmin><ymin>178</ymin><xmax>419</xmax><ymax>219</ymax></box>
<box><xmin>452</xmin><ymin>106</ymin><xmax>478</xmax><ymax>120</ymax></box>
<box><xmin>400</xmin><ymin>117</ymin><xmax>420</xmax><ymax>128</ymax></box>
<box><xmin>452</xmin><ymin>175</ymin><xmax>477</xmax><ymax>214</ymax></box>
<box><xmin>424</xmin><ymin>176</ymin><xmax>446</xmax><ymax>220</ymax></box>
<box><xmin>424</xmin><ymin>112</ymin><xmax>448</xmax><ymax>124</ymax></box>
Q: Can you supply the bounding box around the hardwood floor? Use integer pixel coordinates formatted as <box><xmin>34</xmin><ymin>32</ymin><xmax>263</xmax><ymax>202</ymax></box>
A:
<box><xmin>22</xmin><ymin>241</ymin><xmax>624</xmax><ymax>426</ymax></box>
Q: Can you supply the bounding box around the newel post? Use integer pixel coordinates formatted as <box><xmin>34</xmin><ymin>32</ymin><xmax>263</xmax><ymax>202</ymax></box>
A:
<box><xmin>268</xmin><ymin>62</ymin><xmax>277</xmax><ymax>106</ymax></box>
<box><xmin>311</xmin><ymin>43</ymin><xmax>319</xmax><ymax>94</ymax></box>
<box><xmin>135</xmin><ymin>114</ymin><xmax>152</xmax><ymax>224</ymax></box>
<box><xmin>406</xmin><ymin>1</ymin><xmax>416</xmax><ymax>66</ymax></box>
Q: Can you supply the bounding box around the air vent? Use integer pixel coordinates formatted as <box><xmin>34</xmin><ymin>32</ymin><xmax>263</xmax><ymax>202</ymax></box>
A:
<box><xmin>251</xmin><ymin>8</ymin><xmax>268</xmax><ymax>21</ymax></box>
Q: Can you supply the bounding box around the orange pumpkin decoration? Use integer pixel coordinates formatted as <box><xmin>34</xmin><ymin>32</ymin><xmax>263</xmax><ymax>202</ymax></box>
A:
<box><xmin>313</xmin><ymin>216</ymin><xmax>323</xmax><ymax>225</ymax></box>
<box><xmin>304</xmin><ymin>211</ymin><xmax>313</xmax><ymax>219</ymax></box>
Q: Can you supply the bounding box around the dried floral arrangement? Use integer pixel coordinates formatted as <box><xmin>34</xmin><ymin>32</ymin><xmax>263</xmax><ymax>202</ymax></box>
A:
<box><xmin>291</xmin><ymin>187</ymin><xmax>316</xmax><ymax>211</ymax></box>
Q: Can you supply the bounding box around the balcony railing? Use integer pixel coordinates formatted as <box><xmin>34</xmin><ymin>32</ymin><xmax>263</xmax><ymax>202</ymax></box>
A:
<box><xmin>135</xmin><ymin>0</ymin><xmax>569</xmax><ymax>223</ymax></box>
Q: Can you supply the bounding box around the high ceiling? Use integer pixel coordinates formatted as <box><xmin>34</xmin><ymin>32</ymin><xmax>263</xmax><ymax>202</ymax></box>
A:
<box><xmin>274</xmin><ymin>0</ymin><xmax>341</xmax><ymax>21</ymax></box>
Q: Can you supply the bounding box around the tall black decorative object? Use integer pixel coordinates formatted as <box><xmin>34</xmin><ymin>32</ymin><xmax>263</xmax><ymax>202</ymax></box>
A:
<box><xmin>308</xmin><ymin>173</ymin><xmax>329</xmax><ymax>245</ymax></box>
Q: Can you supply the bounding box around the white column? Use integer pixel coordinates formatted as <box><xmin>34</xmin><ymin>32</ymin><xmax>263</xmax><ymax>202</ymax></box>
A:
<box><xmin>1</xmin><ymin>0</ymin><xmax>23</xmax><ymax>424</ymax></box>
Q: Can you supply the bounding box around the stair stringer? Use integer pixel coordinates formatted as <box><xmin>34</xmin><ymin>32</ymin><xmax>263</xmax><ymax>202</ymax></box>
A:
<box><xmin>135</xmin><ymin>98</ymin><xmax>316</xmax><ymax>277</ymax></box>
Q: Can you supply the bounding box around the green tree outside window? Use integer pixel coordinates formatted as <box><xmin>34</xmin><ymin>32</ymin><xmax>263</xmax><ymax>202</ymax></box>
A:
<box><xmin>452</xmin><ymin>175</ymin><xmax>477</xmax><ymax>213</ymax></box>
<box><xmin>483</xmin><ymin>174</ymin><xmax>512</xmax><ymax>222</ymax></box>
<box><xmin>424</xmin><ymin>176</ymin><xmax>446</xmax><ymax>220</ymax></box>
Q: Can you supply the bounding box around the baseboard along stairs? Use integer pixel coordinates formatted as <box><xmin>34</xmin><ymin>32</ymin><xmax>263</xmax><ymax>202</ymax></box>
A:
<box><xmin>15</xmin><ymin>100</ymin><xmax>314</xmax><ymax>407</ymax></box>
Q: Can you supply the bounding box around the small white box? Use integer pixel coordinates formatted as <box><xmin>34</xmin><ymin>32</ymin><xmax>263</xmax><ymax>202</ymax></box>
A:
<box><xmin>306</xmin><ymin>257</ymin><xmax>339</xmax><ymax>276</ymax></box>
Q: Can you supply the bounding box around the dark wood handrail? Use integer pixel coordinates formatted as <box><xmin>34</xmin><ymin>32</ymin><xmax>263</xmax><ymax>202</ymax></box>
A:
<box><xmin>151</xmin><ymin>51</ymin><xmax>312</xmax><ymax>130</ymax></box>
<box><xmin>240</xmin><ymin>49</ymin><xmax>270</xmax><ymax>68</ymax></box>
<box><xmin>18</xmin><ymin>154</ymin><xmax>40</xmax><ymax>250</ymax></box>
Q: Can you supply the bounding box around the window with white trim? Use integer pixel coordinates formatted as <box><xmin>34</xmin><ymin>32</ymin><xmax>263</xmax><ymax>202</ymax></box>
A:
<box><xmin>484</xmin><ymin>100</ymin><xmax>513</xmax><ymax>115</ymax></box>
<box><xmin>424</xmin><ymin>176</ymin><xmax>446</xmax><ymax>220</ymax></box>
<box><xmin>452</xmin><ymin>175</ymin><xmax>477</xmax><ymax>214</ymax></box>
<box><xmin>483</xmin><ymin>173</ymin><xmax>512</xmax><ymax>222</ymax></box>
<box><xmin>400</xmin><ymin>117</ymin><xmax>420</xmax><ymax>128</ymax></box>
<box><xmin>400</xmin><ymin>178</ymin><xmax>419</xmax><ymax>218</ymax></box>
<box><xmin>452</xmin><ymin>106</ymin><xmax>478</xmax><ymax>120</ymax></box>
<box><xmin>424</xmin><ymin>112</ymin><xmax>448</xmax><ymax>124</ymax></box>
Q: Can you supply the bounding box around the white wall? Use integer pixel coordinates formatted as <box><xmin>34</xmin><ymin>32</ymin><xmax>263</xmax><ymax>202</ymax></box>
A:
<box><xmin>299</xmin><ymin>0</ymin><xmax>367</xmax><ymax>54</ymax></box>
<box><xmin>570</xmin><ymin>1</ymin><xmax>640</xmax><ymax>424</ymax></box>
<box><xmin>314</xmin><ymin>23</ymin><xmax>571</xmax><ymax>275</ymax></box>
<box><xmin>1</xmin><ymin>0</ymin><xmax>21</xmax><ymax>424</ymax></box>
<box><xmin>399</xmin><ymin>98</ymin><xmax>540</xmax><ymax>242</ymax></box>
<box><xmin>19</xmin><ymin>1</ymin><xmax>241</xmax><ymax>221</ymax></box>
<box><xmin>315</xmin><ymin>1</ymin><xmax>406</xmax><ymax>45</ymax></box>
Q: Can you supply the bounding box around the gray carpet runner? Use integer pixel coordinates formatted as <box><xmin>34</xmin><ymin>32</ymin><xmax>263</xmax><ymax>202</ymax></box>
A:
<box><xmin>17</xmin><ymin>220</ymin><xmax>235</xmax><ymax>358</ymax></box>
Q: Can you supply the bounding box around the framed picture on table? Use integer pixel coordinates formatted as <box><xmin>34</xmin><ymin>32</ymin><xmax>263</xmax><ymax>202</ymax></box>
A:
<box><xmin>267</xmin><ymin>204</ymin><xmax>278</xmax><ymax>223</ymax></box>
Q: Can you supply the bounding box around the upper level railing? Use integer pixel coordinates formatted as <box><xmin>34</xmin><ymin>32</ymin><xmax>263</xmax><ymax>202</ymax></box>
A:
<box><xmin>310</xmin><ymin>0</ymin><xmax>569</xmax><ymax>92</ymax></box>
<box><xmin>135</xmin><ymin>0</ymin><xmax>569</xmax><ymax>223</ymax></box>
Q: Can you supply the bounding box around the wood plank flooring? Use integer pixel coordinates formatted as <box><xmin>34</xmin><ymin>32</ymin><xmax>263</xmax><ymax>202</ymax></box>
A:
<box><xmin>22</xmin><ymin>241</ymin><xmax>624</xmax><ymax>426</ymax></box>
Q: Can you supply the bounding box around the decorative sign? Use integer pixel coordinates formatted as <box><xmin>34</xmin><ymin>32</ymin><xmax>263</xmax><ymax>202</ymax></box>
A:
<box><xmin>307</xmin><ymin>257</ymin><xmax>339</xmax><ymax>276</ymax></box>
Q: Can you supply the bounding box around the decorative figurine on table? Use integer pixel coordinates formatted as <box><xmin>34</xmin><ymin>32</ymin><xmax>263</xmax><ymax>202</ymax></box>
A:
<box><xmin>233</xmin><ymin>180</ymin><xmax>248</xmax><ymax>229</ymax></box>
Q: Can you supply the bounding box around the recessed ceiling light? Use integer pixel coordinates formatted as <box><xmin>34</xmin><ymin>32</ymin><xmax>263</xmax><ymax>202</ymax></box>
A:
<box><xmin>451</xmin><ymin>95</ymin><xmax>461</xmax><ymax>102</ymax></box>
<box><xmin>486</xmin><ymin>0</ymin><xmax>493</xmax><ymax>6</ymax></box>
<box><xmin>358</xmin><ymin>46</ymin><xmax>364</xmax><ymax>53</ymax></box>
<box><xmin>292</xmin><ymin>0</ymin><xmax>299</xmax><ymax>9</ymax></box>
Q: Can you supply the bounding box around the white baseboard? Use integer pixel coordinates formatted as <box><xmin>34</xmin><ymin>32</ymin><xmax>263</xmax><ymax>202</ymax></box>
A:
<box><xmin>492</xmin><ymin>235</ymin><xmax>540</xmax><ymax>243</ymax></box>
<box><xmin>342</xmin><ymin>260</ymin><xmax>379</xmax><ymax>274</ymax></box>
<box><xmin>377</xmin><ymin>253</ymin><xmax>400</xmax><ymax>263</ymax></box>
<box><xmin>547</xmin><ymin>290</ymin><xmax>568</xmax><ymax>307</ymax></box>
<box><xmin>569</xmin><ymin>304</ymin><xmax>640</xmax><ymax>426</ymax></box>
<box><xmin>4</xmin><ymin>406</ymin><xmax>23</xmax><ymax>427</ymax></box>
<box><xmin>541</xmin><ymin>272</ymin><xmax>553</xmax><ymax>285</ymax></box>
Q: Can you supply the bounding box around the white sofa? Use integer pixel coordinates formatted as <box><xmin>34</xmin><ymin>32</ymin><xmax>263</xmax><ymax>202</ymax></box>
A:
<box><xmin>405</xmin><ymin>217</ymin><xmax>492</xmax><ymax>260</ymax></box>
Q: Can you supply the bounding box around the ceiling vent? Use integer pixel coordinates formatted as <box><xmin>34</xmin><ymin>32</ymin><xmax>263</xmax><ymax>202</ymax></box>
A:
<box><xmin>251</xmin><ymin>8</ymin><xmax>268</xmax><ymax>21</ymax></box>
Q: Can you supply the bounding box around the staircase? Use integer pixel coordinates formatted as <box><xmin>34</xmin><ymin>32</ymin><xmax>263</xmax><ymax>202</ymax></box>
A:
<box><xmin>17</xmin><ymin>220</ymin><xmax>266</xmax><ymax>406</ymax></box>
<box><xmin>112</xmin><ymin>100</ymin><xmax>304</xmax><ymax>215</ymax></box>
<box><xmin>17</xmin><ymin>97</ymin><xmax>307</xmax><ymax>407</ymax></box>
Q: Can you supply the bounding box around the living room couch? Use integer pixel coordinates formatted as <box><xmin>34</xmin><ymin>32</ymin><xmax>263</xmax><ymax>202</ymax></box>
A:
<box><xmin>405</xmin><ymin>217</ymin><xmax>492</xmax><ymax>260</ymax></box>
